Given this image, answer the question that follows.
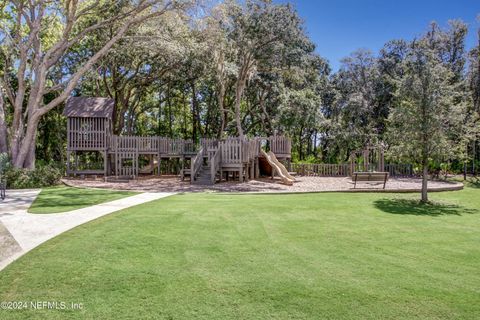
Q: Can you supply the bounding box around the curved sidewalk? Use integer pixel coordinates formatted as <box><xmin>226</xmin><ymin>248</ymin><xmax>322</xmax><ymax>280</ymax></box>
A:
<box><xmin>0</xmin><ymin>192</ymin><xmax>174</xmax><ymax>271</ymax></box>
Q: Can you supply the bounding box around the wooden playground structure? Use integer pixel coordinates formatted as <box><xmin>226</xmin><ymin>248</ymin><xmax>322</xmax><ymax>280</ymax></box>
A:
<box><xmin>64</xmin><ymin>97</ymin><xmax>293</xmax><ymax>185</ymax></box>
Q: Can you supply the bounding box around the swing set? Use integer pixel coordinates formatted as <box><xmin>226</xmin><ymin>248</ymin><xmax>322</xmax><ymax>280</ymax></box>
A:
<box><xmin>349</xmin><ymin>142</ymin><xmax>389</xmax><ymax>189</ymax></box>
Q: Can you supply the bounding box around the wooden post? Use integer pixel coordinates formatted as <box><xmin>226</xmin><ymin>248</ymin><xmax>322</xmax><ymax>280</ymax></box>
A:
<box><xmin>66</xmin><ymin>151</ymin><xmax>71</xmax><ymax>176</ymax></box>
<box><xmin>135</xmin><ymin>149</ymin><xmax>139</xmax><ymax>179</ymax></box>
<box><xmin>249</xmin><ymin>160</ymin><xmax>254</xmax><ymax>180</ymax></box>
<box><xmin>379</xmin><ymin>147</ymin><xmax>385</xmax><ymax>172</ymax></box>
<box><xmin>74</xmin><ymin>151</ymin><xmax>78</xmax><ymax>176</ymax></box>
<box><xmin>350</xmin><ymin>153</ymin><xmax>355</xmax><ymax>177</ymax></box>
<box><xmin>363</xmin><ymin>149</ymin><xmax>368</xmax><ymax>172</ymax></box>
<box><xmin>103</xmin><ymin>151</ymin><xmax>107</xmax><ymax>177</ymax></box>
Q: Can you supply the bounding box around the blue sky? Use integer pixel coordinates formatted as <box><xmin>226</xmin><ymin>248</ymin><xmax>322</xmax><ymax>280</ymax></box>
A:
<box><xmin>275</xmin><ymin>1</ymin><xmax>480</xmax><ymax>71</ymax></box>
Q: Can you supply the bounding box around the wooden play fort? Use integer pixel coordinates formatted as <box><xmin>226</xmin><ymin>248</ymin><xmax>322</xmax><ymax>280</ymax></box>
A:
<box><xmin>64</xmin><ymin>97</ymin><xmax>293</xmax><ymax>185</ymax></box>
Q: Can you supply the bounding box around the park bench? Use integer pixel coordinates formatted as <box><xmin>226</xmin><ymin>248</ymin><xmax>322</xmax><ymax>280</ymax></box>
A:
<box><xmin>352</xmin><ymin>172</ymin><xmax>389</xmax><ymax>189</ymax></box>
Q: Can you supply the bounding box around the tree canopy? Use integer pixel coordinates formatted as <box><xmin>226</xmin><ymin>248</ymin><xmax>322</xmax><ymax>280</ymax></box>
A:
<box><xmin>0</xmin><ymin>0</ymin><xmax>479</xmax><ymax>198</ymax></box>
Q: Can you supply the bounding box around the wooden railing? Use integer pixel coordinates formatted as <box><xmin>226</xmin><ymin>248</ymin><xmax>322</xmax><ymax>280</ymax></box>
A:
<box><xmin>191</xmin><ymin>147</ymin><xmax>205</xmax><ymax>182</ymax></box>
<box><xmin>112</xmin><ymin>135</ymin><xmax>138</xmax><ymax>151</ymax></box>
<box><xmin>385</xmin><ymin>164</ymin><xmax>414</xmax><ymax>177</ymax></box>
<box><xmin>201</xmin><ymin>138</ymin><xmax>218</xmax><ymax>150</ymax></box>
<box><xmin>183</xmin><ymin>140</ymin><xmax>197</xmax><ymax>154</ymax></box>
<box><xmin>69</xmin><ymin>132</ymin><xmax>108</xmax><ymax>150</ymax></box>
<box><xmin>159</xmin><ymin>138</ymin><xmax>186</xmax><ymax>155</ymax></box>
<box><xmin>247</xmin><ymin>139</ymin><xmax>259</xmax><ymax>162</ymax></box>
<box><xmin>220</xmin><ymin>138</ymin><xmax>242</xmax><ymax>165</ymax></box>
<box><xmin>111</xmin><ymin>136</ymin><xmax>198</xmax><ymax>155</ymax></box>
<box><xmin>210</xmin><ymin>146</ymin><xmax>222</xmax><ymax>184</ymax></box>
<box><xmin>138</xmin><ymin>137</ymin><xmax>158</xmax><ymax>152</ymax></box>
<box><xmin>115</xmin><ymin>150</ymin><xmax>138</xmax><ymax>177</ymax></box>
<box><xmin>291</xmin><ymin>163</ymin><xmax>350</xmax><ymax>177</ymax></box>
<box><xmin>217</xmin><ymin>137</ymin><xmax>261</xmax><ymax>166</ymax></box>
<box><xmin>68</xmin><ymin>117</ymin><xmax>109</xmax><ymax>150</ymax></box>
<box><xmin>269</xmin><ymin>136</ymin><xmax>291</xmax><ymax>156</ymax></box>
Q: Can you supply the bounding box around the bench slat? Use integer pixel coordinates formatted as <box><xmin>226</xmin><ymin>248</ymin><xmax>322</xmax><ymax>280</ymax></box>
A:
<box><xmin>352</xmin><ymin>172</ymin><xmax>389</xmax><ymax>189</ymax></box>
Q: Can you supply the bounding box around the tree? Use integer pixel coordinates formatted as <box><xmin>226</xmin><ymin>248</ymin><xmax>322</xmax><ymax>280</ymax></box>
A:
<box><xmin>388</xmin><ymin>39</ymin><xmax>456</xmax><ymax>202</ymax></box>
<box><xmin>466</xmin><ymin>22</ymin><xmax>480</xmax><ymax>175</ymax></box>
<box><xmin>332</xmin><ymin>50</ymin><xmax>382</xmax><ymax>151</ymax></box>
<box><xmin>0</xmin><ymin>0</ymin><xmax>190</xmax><ymax>169</ymax></box>
<box><xmin>224</xmin><ymin>0</ymin><xmax>308</xmax><ymax>137</ymax></box>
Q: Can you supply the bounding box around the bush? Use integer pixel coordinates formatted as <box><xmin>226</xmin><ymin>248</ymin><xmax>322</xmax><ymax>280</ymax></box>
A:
<box><xmin>0</xmin><ymin>152</ymin><xmax>8</xmax><ymax>174</ymax></box>
<box><xmin>3</xmin><ymin>164</ymin><xmax>63</xmax><ymax>189</ymax></box>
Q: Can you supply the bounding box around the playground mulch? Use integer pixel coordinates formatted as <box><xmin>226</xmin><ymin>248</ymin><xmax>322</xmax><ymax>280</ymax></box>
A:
<box><xmin>63</xmin><ymin>176</ymin><xmax>463</xmax><ymax>193</ymax></box>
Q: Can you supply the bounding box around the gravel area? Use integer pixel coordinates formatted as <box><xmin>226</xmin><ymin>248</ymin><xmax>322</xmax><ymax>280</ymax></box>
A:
<box><xmin>63</xmin><ymin>176</ymin><xmax>463</xmax><ymax>193</ymax></box>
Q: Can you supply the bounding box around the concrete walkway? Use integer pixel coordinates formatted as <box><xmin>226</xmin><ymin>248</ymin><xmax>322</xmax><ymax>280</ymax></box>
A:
<box><xmin>0</xmin><ymin>192</ymin><xmax>174</xmax><ymax>271</ymax></box>
<box><xmin>0</xmin><ymin>189</ymin><xmax>41</xmax><ymax>213</ymax></box>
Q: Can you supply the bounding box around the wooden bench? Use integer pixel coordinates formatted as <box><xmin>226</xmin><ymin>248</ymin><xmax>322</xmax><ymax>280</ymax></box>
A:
<box><xmin>352</xmin><ymin>172</ymin><xmax>389</xmax><ymax>189</ymax></box>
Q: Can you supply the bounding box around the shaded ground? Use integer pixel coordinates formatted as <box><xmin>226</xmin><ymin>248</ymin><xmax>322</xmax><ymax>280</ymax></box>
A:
<box><xmin>0</xmin><ymin>189</ymin><xmax>41</xmax><ymax>214</ymax></box>
<box><xmin>0</xmin><ymin>221</ymin><xmax>22</xmax><ymax>264</ymax></box>
<box><xmin>64</xmin><ymin>175</ymin><xmax>463</xmax><ymax>193</ymax></box>
<box><xmin>28</xmin><ymin>186</ymin><xmax>137</xmax><ymax>214</ymax></box>
<box><xmin>0</xmin><ymin>188</ymin><xmax>478</xmax><ymax>319</ymax></box>
<box><xmin>374</xmin><ymin>198</ymin><xmax>480</xmax><ymax>216</ymax></box>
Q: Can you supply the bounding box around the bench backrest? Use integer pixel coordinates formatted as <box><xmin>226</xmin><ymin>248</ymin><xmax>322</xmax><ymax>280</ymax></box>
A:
<box><xmin>352</xmin><ymin>172</ymin><xmax>389</xmax><ymax>182</ymax></box>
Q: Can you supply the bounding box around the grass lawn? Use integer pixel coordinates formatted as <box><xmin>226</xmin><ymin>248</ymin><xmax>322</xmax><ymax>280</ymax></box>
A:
<box><xmin>1</xmin><ymin>187</ymin><xmax>479</xmax><ymax>319</ymax></box>
<box><xmin>28</xmin><ymin>186</ymin><xmax>137</xmax><ymax>214</ymax></box>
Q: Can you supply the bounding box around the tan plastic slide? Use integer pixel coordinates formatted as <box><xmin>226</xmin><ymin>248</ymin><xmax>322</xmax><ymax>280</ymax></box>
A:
<box><xmin>260</xmin><ymin>150</ymin><xmax>295</xmax><ymax>185</ymax></box>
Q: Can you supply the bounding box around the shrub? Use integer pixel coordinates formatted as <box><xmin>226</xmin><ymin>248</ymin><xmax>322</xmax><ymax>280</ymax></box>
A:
<box><xmin>4</xmin><ymin>164</ymin><xmax>63</xmax><ymax>189</ymax></box>
<box><xmin>0</xmin><ymin>152</ymin><xmax>8</xmax><ymax>174</ymax></box>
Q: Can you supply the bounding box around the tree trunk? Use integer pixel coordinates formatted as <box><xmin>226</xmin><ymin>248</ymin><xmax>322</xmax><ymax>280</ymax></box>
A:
<box><xmin>0</xmin><ymin>91</ymin><xmax>8</xmax><ymax>153</ymax></box>
<box><xmin>167</xmin><ymin>85</ymin><xmax>173</xmax><ymax>137</ymax></box>
<box><xmin>298</xmin><ymin>127</ymin><xmax>304</xmax><ymax>160</ymax></box>
<box><xmin>191</xmin><ymin>80</ymin><xmax>198</xmax><ymax>142</ymax></box>
<box><xmin>474</xmin><ymin>141</ymin><xmax>477</xmax><ymax>176</ymax></box>
<box><xmin>12</xmin><ymin>115</ymin><xmax>40</xmax><ymax>168</ymax></box>
<box><xmin>421</xmin><ymin>163</ymin><xmax>429</xmax><ymax>203</ymax></box>
<box><xmin>234</xmin><ymin>80</ymin><xmax>246</xmax><ymax>138</ymax></box>
<box><xmin>476</xmin><ymin>29</ymin><xmax>480</xmax><ymax>113</ymax></box>
<box><xmin>24</xmin><ymin>142</ymin><xmax>36</xmax><ymax>170</ymax></box>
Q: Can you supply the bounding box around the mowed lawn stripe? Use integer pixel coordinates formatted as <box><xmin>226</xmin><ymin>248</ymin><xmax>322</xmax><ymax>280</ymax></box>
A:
<box><xmin>0</xmin><ymin>189</ymin><xmax>479</xmax><ymax>319</ymax></box>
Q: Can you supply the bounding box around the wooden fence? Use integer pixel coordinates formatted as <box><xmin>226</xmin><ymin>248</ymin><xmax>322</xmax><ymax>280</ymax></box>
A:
<box><xmin>385</xmin><ymin>164</ymin><xmax>414</xmax><ymax>177</ymax></box>
<box><xmin>291</xmin><ymin>163</ymin><xmax>351</xmax><ymax>177</ymax></box>
<box><xmin>291</xmin><ymin>163</ymin><xmax>414</xmax><ymax>177</ymax></box>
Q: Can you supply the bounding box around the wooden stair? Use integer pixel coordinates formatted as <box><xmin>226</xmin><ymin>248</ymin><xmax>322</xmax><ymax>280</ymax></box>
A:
<box><xmin>192</xmin><ymin>165</ymin><xmax>214</xmax><ymax>185</ymax></box>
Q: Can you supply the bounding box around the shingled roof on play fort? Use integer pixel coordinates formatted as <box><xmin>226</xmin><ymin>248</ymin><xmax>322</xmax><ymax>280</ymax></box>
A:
<box><xmin>63</xmin><ymin>97</ymin><xmax>114</xmax><ymax>118</ymax></box>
